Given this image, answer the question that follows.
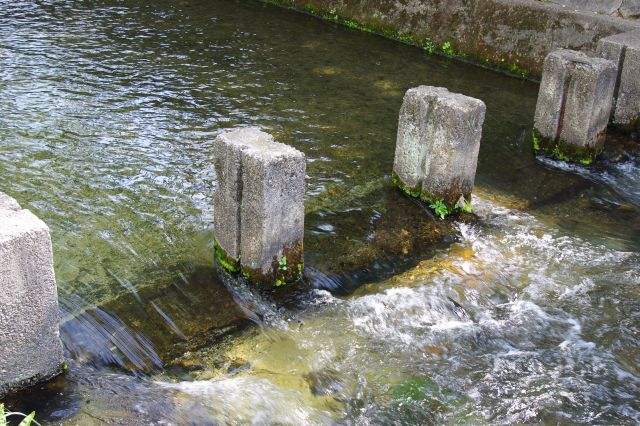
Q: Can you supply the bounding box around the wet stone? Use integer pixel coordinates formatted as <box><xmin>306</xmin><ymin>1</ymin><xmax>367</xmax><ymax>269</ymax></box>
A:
<box><xmin>392</xmin><ymin>86</ymin><xmax>486</xmax><ymax>209</ymax></box>
<box><xmin>0</xmin><ymin>192</ymin><xmax>64</xmax><ymax>398</ymax></box>
<box><xmin>533</xmin><ymin>49</ymin><xmax>617</xmax><ymax>163</ymax></box>
<box><xmin>304</xmin><ymin>184</ymin><xmax>456</xmax><ymax>294</ymax></box>
<box><xmin>597</xmin><ymin>30</ymin><xmax>640</xmax><ymax>133</ymax></box>
<box><xmin>304</xmin><ymin>368</ymin><xmax>344</xmax><ymax>396</ymax></box>
<box><xmin>213</xmin><ymin>128</ymin><xmax>306</xmax><ymax>287</ymax></box>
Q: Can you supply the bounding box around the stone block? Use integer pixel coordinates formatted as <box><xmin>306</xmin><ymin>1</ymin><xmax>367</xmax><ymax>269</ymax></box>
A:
<box><xmin>213</xmin><ymin>128</ymin><xmax>305</xmax><ymax>286</ymax></box>
<box><xmin>392</xmin><ymin>86</ymin><xmax>485</xmax><ymax>211</ymax></box>
<box><xmin>597</xmin><ymin>30</ymin><xmax>640</xmax><ymax>132</ymax></box>
<box><xmin>0</xmin><ymin>192</ymin><xmax>64</xmax><ymax>398</ymax></box>
<box><xmin>620</xmin><ymin>0</ymin><xmax>640</xmax><ymax>19</ymax></box>
<box><xmin>533</xmin><ymin>49</ymin><xmax>617</xmax><ymax>163</ymax></box>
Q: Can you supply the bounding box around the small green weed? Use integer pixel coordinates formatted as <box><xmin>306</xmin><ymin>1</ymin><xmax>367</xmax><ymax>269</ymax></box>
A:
<box><xmin>213</xmin><ymin>240</ymin><xmax>239</xmax><ymax>273</ymax></box>
<box><xmin>455</xmin><ymin>197</ymin><xmax>472</xmax><ymax>213</ymax></box>
<box><xmin>274</xmin><ymin>256</ymin><xmax>288</xmax><ymax>287</ymax></box>
<box><xmin>531</xmin><ymin>128</ymin><xmax>541</xmax><ymax>151</ymax></box>
<box><xmin>441</xmin><ymin>41</ymin><xmax>455</xmax><ymax>56</ymax></box>
<box><xmin>429</xmin><ymin>199</ymin><xmax>450</xmax><ymax>219</ymax></box>
<box><xmin>579</xmin><ymin>157</ymin><xmax>593</xmax><ymax>166</ymax></box>
<box><xmin>0</xmin><ymin>404</ymin><xmax>39</xmax><ymax>426</ymax></box>
<box><xmin>278</xmin><ymin>256</ymin><xmax>287</xmax><ymax>272</ymax></box>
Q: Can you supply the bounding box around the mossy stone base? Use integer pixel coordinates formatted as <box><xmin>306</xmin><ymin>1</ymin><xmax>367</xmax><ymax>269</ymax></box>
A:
<box><xmin>214</xmin><ymin>238</ymin><xmax>303</xmax><ymax>288</ymax></box>
<box><xmin>532</xmin><ymin>127</ymin><xmax>602</xmax><ymax>165</ymax></box>
<box><xmin>391</xmin><ymin>171</ymin><xmax>472</xmax><ymax>218</ymax></box>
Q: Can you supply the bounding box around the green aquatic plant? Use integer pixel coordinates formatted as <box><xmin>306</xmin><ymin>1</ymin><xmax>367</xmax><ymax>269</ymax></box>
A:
<box><xmin>455</xmin><ymin>197</ymin><xmax>472</xmax><ymax>213</ymax></box>
<box><xmin>531</xmin><ymin>127</ymin><xmax>541</xmax><ymax>151</ymax></box>
<box><xmin>579</xmin><ymin>157</ymin><xmax>593</xmax><ymax>166</ymax></box>
<box><xmin>278</xmin><ymin>256</ymin><xmax>288</xmax><ymax>272</ymax></box>
<box><xmin>429</xmin><ymin>199</ymin><xmax>450</xmax><ymax>219</ymax></box>
<box><xmin>531</xmin><ymin>127</ymin><xmax>597</xmax><ymax>165</ymax></box>
<box><xmin>274</xmin><ymin>255</ymin><xmax>288</xmax><ymax>287</ymax></box>
<box><xmin>0</xmin><ymin>404</ymin><xmax>39</xmax><ymax>426</ymax></box>
<box><xmin>552</xmin><ymin>145</ymin><xmax>570</xmax><ymax>162</ymax></box>
<box><xmin>213</xmin><ymin>239</ymin><xmax>239</xmax><ymax>273</ymax></box>
<box><xmin>441</xmin><ymin>41</ymin><xmax>455</xmax><ymax>56</ymax></box>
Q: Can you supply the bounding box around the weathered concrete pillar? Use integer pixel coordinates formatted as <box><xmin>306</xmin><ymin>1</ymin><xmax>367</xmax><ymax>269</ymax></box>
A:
<box><xmin>533</xmin><ymin>49</ymin><xmax>617</xmax><ymax>164</ymax></box>
<box><xmin>597</xmin><ymin>30</ymin><xmax>640</xmax><ymax>133</ymax></box>
<box><xmin>0</xmin><ymin>192</ymin><xmax>64</xmax><ymax>398</ymax></box>
<box><xmin>392</xmin><ymin>86</ymin><xmax>485</xmax><ymax>216</ymax></box>
<box><xmin>213</xmin><ymin>128</ymin><xmax>305</xmax><ymax>287</ymax></box>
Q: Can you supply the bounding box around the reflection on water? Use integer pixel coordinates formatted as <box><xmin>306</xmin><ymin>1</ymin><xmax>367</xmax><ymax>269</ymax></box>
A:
<box><xmin>1</xmin><ymin>0</ymin><xmax>639</xmax><ymax>423</ymax></box>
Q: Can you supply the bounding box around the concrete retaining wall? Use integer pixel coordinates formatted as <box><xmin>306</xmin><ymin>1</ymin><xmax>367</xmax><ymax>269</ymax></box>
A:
<box><xmin>265</xmin><ymin>0</ymin><xmax>640</xmax><ymax>79</ymax></box>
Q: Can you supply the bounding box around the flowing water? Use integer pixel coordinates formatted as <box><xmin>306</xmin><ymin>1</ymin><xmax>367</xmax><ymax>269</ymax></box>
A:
<box><xmin>1</xmin><ymin>0</ymin><xmax>639</xmax><ymax>424</ymax></box>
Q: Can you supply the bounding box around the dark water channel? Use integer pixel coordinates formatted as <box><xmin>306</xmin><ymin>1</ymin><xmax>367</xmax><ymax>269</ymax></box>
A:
<box><xmin>1</xmin><ymin>0</ymin><xmax>639</xmax><ymax>423</ymax></box>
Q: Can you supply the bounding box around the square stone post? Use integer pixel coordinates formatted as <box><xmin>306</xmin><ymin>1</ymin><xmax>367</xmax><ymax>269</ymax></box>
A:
<box><xmin>213</xmin><ymin>128</ymin><xmax>305</xmax><ymax>287</ymax></box>
<box><xmin>392</xmin><ymin>86</ymin><xmax>486</xmax><ymax>215</ymax></box>
<box><xmin>0</xmin><ymin>192</ymin><xmax>64</xmax><ymax>398</ymax></box>
<box><xmin>597</xmin><ymin>30</ymin><xmax>640</xmax><ymax>132</ymax></box>
<box><xmin>533</xmin><ymin>49</ymin><xmax>617</xmax><ymax>164</ymax></box>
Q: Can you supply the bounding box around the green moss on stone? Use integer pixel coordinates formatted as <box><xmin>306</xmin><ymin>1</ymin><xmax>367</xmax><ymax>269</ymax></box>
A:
<box><xmin>215</xmin><ymin>238</ymin><xmax>303</xmax><ymax>288</ymax></box>
<box><xmin>532</xmin><ymin>127</ymin><xmax>599</xmax><ymax>165</ymax></box>
<box><xmin>213</xmin><ymin>239</ymin><xmax>240</xmax><ymax>273</ymax></box>
<box><xmin>391</xmin><ymin>171</ymin><xmax>472</xmax><ymax>218</ymax></box>
<box><xmin>532</xmin><ymin>127</ymin><xmax>541</xmax><ymax>152</ymax></box>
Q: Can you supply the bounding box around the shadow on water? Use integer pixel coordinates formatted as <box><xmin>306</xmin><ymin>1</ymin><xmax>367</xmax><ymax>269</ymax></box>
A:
<box><xmin>59</xmin><ymin>263</ymin><xmax>250</xmax><ymax>373</ymax></box>
<box><xmin>304</xmin><ymin>182</ymin><xmax>459</xmax><ymax>295</ymax></box>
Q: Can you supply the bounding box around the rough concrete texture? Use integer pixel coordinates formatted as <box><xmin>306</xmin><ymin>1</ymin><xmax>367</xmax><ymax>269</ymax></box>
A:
<box><xmin>597</xmin><ymin>30</ymin><xmax>640</xmax><ymax>131</ymax></box>
<box><xmin>552</xmin><ymin>0</ymin><xmax>640</xmax><ymax>18</ymax></box>
<box><xmin>270</xmin><ymin>0</ymin><xmax>639</xmax><ymax>79</ymax></box>
<box><xmin>213</xmin><ymin>129</ymin><xmax>272</xmax><ymax>260</ymax></box>
<box><xmin>393</xmin><ymin>86</ymin><xmax>486</xmax><ymax>208</ymax></box>
<box><xmin>620</xmin><ymin>0</ymin><xmax>640</xmax><ymax>18</ymax></box>
<box><xmin>546</xmin><ymin>0</ymin><xmax>640</xmax><ymax>18</ymax></box>
<box><xmin>0</xmin><ymin>192</ymin><xmax>64</xmax><ymax>398</ymax></box>
<box><xmin>534</xmin><ymin>49</ymin><xmax>617</xmax><ymax>155</ymax></box>
<box><xmin>213</xmin><ymin>128</ymin><xmax>305</xmax><ymax>285</ymax></box>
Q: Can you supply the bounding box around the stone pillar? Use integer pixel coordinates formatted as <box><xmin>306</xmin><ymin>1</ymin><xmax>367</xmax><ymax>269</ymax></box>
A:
<box><xmin>533</xmin><ymin>49</ymin><xmax>617</xmax><ymax>164</ymax></box>
<box><xmin>392</xmin><ymin>86</ymin><xmax>485</xmax><ymax>215</ymax></box>
<box><xmin>0</xmin><ymin>192</ymin><xmax>64</xmax><ymax>398</ymax></box>
<box><xmin>597</xmin><ymin>30</ymin><xmax>640</xmax><ymax>133</ymax></box>
<box><xmin>213</xmin><ymin>128</ymin><xmax>305</xmax><ymax>287</ymax></box>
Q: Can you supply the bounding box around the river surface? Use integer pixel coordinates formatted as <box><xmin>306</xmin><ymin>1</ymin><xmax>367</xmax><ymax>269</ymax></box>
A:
<box><xmin>1</xmin><ymin>0</ymin><xmax>639</xmax><ymax>424</ymax></box>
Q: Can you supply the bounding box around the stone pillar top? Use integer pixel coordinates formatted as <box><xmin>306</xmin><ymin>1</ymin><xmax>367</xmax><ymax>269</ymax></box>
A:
<box><xmin>0</xmin><ymin>192</ymin><xmax>22</xmax><ymax>212</ymax></box>
<box><xmin>598</xmin><ymin>29</ymin><xmax>640</xmax><ymax>48</ymax></box>
<box><xmin>408</xmin><ymin>86</ymin><xmax>485</xmax><ymax>112</ymax></box>
<box><xmin>216</xmin><ymin>127</ymin><xmax>304</xmax><ymax>161</ymax></box>
<box><xmin>547</xmin><ymin>48</ymin><xmax>617</xmax><ymax>70</ymax></box>
<box><xmin>0</xmin><ymin>194</ymin><xmax>50</xmax><ymax>241</ymax></box>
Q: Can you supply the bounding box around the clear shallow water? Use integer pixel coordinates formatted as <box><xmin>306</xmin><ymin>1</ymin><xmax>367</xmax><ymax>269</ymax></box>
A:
<box><xmin>0</xmin><ymin>0</ymin><xmax>639</xmax><ymax>423</ymax></box>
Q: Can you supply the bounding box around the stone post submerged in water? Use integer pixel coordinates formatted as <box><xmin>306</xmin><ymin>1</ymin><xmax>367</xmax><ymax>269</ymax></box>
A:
<box><xmin>213</xmin><ymin>128</ymin><xmax>305</xmax><ymax>287</ymax></box>
<box><xmin>533</xmin><ymin>49</ymin><xmax>617</xmax><ymax>164</ymax></box>
<box><xmin>597</xmin><ymin>30</ymin><xmax>640</xmax><ymax>133</ymax></box>
<box><xmin>392</xmin><ymin>86</ymin><xmax>486</xmax><ymax>217</ymax></box>
<box><xmin>0</xmin><ymin>192</ymin><xmax>64</xmax><ymax>398</ymax></box>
